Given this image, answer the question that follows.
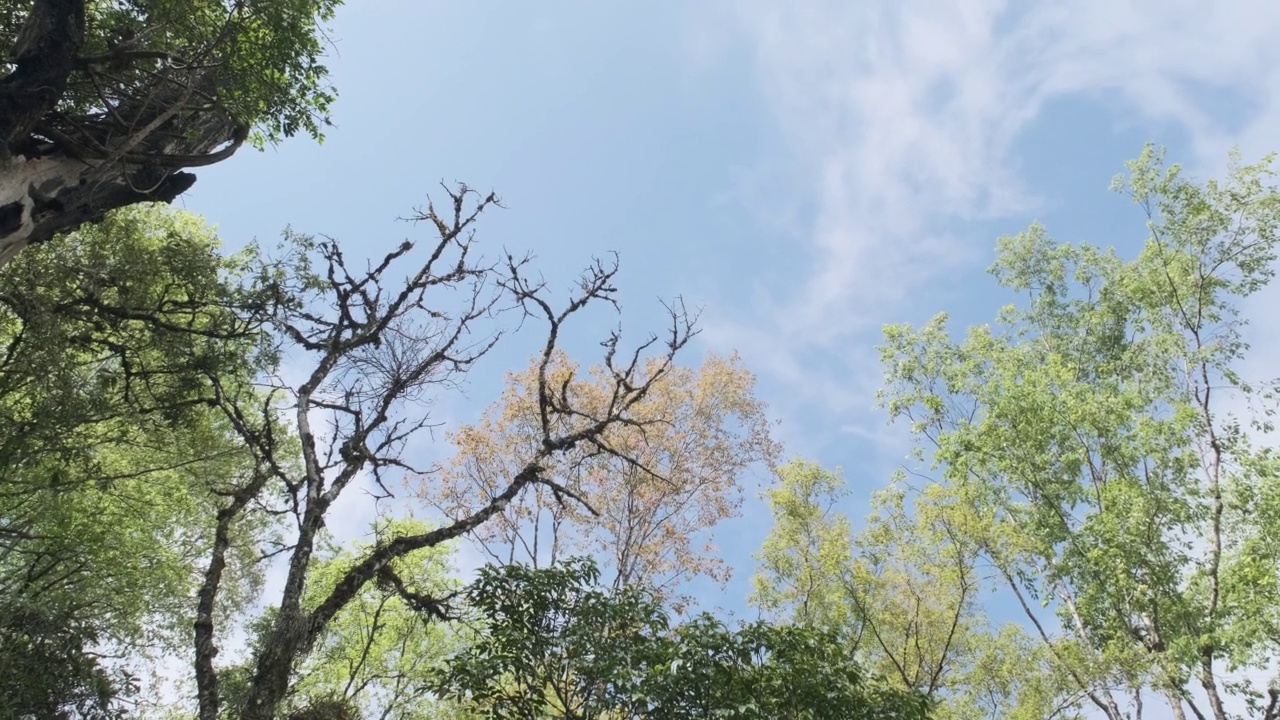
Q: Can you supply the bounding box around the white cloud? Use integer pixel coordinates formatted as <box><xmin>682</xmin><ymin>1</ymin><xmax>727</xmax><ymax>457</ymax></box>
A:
<box><xmin>697</xmin><ymin>0</ymin><xmax>1280</xmax><ymax>439</ymax></box>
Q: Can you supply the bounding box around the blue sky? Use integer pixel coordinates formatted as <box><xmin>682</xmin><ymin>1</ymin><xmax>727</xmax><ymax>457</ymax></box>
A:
<box><xmin>179</xmin><ymin>1</ymin><xmax>1280</xmax><ymax>623</ymax></box>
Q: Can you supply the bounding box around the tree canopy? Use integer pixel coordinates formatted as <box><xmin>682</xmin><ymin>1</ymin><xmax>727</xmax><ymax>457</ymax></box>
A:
<box><xmin>429</xmin><ymin>349</ymin><xmax>779</xmax><ymax>605</ymax></box>
<box><xmin>0</xmin><ymin>0</ymin><xmax>338</xmax><ymax>264</ymax></box>
<box><xmin>752</xmin><ymin>145</ymin><xmax>1280</xmax><ymax>720</ymax></box>
<box><xmin>3</xmin><ymin>17</ymin><xmax>1278</xmax><ymax>715</ymax></box>
<box><xmin>435</xmin><ymin>557</ymin><xmax>931</xmax><ymax>720</ymax></box>
<box><xmin>0</xmin><ymin>202</ymin><xmax>277</xmax><ymax>718</ymax></box>
<box><xmin>878</xmin><ymin>146</ymin><xmax>1280</xmax><ymax>720</ymax></box>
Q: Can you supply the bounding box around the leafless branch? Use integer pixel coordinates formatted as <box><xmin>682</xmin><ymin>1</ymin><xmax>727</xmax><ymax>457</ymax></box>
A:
<box><xmin>195</xmin><ymin>184</ymin><xmax>695</xmax><ymax>720</ymax></box>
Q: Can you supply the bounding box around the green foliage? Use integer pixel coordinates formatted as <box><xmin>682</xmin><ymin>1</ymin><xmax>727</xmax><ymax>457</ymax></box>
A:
<box><xmin>2</xmin><ymin>0</ymin><xmax>341</xmax><ymax>144</ymax></box>
<box><xmin>0</xmin><ymin>204</ymin><xmax>279</xmax><ymax>717</ymax></box>
<box><xmin>650</xmin><ymin>617</ymin><xmax>930</xmax><ymax>720</ymax></box>
<box><xmin>752</xmin><ymin>460</ymin><xmax>855</xmax><ymax>631</ymax></box>
<box><xmin>218</xmin><ymin>519</ymin><xmax>465</xmax><ymax>720</ymax></box>
<box><xmin>752</xmin><ymin>146</ymin><xmax>1280</xmax><ymax>719</ymax></box>
<box><xmin>292</xmin><ymin>518</ymin><xmax>465</xmax><ymax>720</ymax></box>
<box><xmin>435</xmin><ymin>557</ymin><xmax>930</xmax><ymax>719</ymax></box>
<box><xmin>434</xmin><ymin>557</ymin><xmax>668</xmax><ymax>719</ymax></box>
<box><xmin>753</xmin><ymin>461</ymin><xmax>1064</xmax><ymax>719</ymax></box>
<box><xmin>0</xmin><ymin>600</ymin><xmax>137</xmax><ymax>719</ymax></box>
<box><xmin>875</xmin><ymin>145</ymin><xmax>1280</xmax><ymax>718</ymax></box>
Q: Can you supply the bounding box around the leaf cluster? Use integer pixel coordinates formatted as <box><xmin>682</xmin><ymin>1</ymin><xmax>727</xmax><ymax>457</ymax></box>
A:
<box><xmin>435</xmin><ymin>557</ymin><xmax>931</xmax><ymax>720</ymax></box>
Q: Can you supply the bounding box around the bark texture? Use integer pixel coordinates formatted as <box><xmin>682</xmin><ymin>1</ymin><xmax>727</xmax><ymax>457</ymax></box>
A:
<box><xmin>0</xmin><ymin>0</ymin><xmax>246</xmax><ymax>266</ymax></box>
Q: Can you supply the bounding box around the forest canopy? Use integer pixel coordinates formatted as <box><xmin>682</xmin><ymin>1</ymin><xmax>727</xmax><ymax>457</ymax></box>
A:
<box><xmin>3</xmin><ymin>142</ymin><xmax>1275</xmax><ymax>720</ymax></box>
<box><xmin>1</xmin><ymin>6</ymin><xmax>1277</xmax><ymax>719</ymax></box>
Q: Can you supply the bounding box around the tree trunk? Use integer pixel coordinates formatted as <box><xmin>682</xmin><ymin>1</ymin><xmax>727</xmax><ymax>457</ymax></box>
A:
<box><xmin>0</xmin><ymin>0</ymin><xmax>245</xmax><ymax>268</ymax></box>
<box><xmin>0</xmin><ymin>154</ymin><xmax>196</xmax><ymax>264</ymax></box>
<box><xmin>239</xmin><ymin>610</ymin><xmax>314</xmax><ymax>720</ymax></box>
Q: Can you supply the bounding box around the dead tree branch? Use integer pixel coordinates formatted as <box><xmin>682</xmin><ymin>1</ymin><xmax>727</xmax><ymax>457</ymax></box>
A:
<box><xmin>193</xmin><ymin>185</ymin><xmax>695</xmax><ymax>720</ymax></box>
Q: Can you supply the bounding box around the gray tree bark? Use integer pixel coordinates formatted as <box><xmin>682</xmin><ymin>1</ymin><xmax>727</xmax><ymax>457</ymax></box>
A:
<box><xmin>0</xmin><ymin>0</ymin><xmax>246</xmax><ymax>267</ymax></box>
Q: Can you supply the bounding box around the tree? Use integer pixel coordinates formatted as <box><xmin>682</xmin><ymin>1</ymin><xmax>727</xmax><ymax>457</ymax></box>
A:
<box><xmin>432</xmin><ymin>557</ymin><xmax>670</xmax><ymax>719</ymax></box>
<box><xmin>190</xmin><ymin>184</ymin><xmax>700</xmax><ymax>720</ymax></box>
<box><xmin>752</xmin><ymin>461</ymin><xmax>1077</xmax><ymax>720</ymax></box>
<box><xmin>429</xmin><ymin>350</ymin><xmax>778</xmax><ymax>603</ymax></box>
<box><xmin>433</xmin><ymin>557</ymin><xmax>932</xmax><ymax>720</ymax></box>
<box><xmin>287</xmin><ymin>518</ymin><xmax>465</xmax><ymax>720</ymax></box>
<box><xmin>215</xmin><ymin>519</ymin><xmax>467</xmax><ymax>720</ymax></box>
<box><xmin>651</xmin><ymin>616</ymin><xmax>930</xmax><ymax>720</ymax></box>
<box><xmin>0</xmin><ymin>203</ymin><xmax>277</xmax><ymax>719</ymax></box>
<box><xmin>877</xmin><ymin>146</ymin><xmax>1280</xmax><ymax>720</ymax></box>
<box><xmin>0</xmin><ymin>0</ymin><xmax>338</xmax><ymax>265</ymax></box>
<box><xmin>0</xmin><ymin>598</ymin><xmax>138</xmax><ymax>719</ymax></box>
<box><xmin>751</xmin><ymin>460</ymin><xmax>857</xmax><ymax>632</ymax></box>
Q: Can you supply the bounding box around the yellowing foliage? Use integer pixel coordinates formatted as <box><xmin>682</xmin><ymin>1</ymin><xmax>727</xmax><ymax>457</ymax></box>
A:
<box><xmin>425</xmin><ymin>350</ymin><xmax>779</xmax><ymax>600</ymax></box>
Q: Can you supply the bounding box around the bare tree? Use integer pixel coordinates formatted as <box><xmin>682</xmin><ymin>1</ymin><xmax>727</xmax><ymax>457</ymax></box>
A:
<box><xmin>192</xmin><ymin>184</ymin><xmax>696</xmax><ymax>720</ymax></box>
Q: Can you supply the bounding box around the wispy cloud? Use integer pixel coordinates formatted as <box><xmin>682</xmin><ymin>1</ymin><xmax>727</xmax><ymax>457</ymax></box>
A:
<box><xmin>697</xmin><ymin>0</ymin><xmax>1280</xmax><ymax>441</ymax></box>
<box><xmin>698</xmin><ymin>4</ymin><xmax>1280</xmax><ymax>713</ymax></box>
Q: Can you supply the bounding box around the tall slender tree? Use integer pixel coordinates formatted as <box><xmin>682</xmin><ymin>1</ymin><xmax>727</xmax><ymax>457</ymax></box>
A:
<box><xmin>190</xmin><ymin>185</ymin><xmax>700</xmax><ymax>720</ymax></box>
<box><xmin>876</xmin><ymin>146</ymin><xmax>1280</xmax><ymax>719</ymax></box>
